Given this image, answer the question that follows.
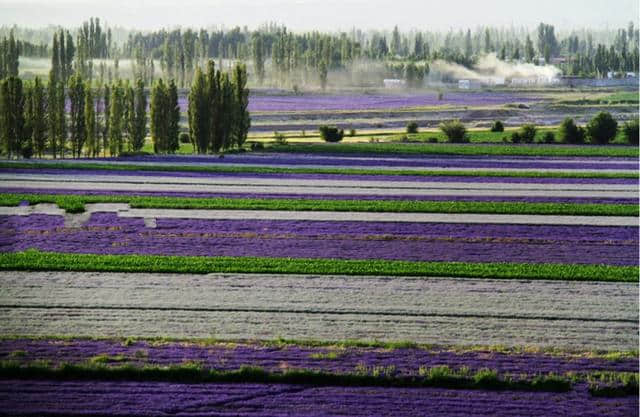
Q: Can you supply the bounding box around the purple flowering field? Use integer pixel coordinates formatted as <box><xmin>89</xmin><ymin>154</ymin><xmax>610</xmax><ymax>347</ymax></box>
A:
<box><xmin>172</xmin><ymin>91</ymin><xmax>538</xmax><ymax>114</ymax></box>
<box><xmin>0</xmin><ymin>150</ymin><xmax>638</xmax><ymax>416</ymax></box>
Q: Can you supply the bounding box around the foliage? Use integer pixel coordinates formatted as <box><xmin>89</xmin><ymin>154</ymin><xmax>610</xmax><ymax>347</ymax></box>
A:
<box><xmin>586</xmin><ymin>112</ymin><xmax>618</xmax><ymax>145</ymax></box>
<box><xmin>439</xmin><ymin>120</ymin><xmax>468</xmax><ymax>143</ymax></box>
<box><xmin>622</xmin><ymin>119</ymin><xmax>639</xmax><ymax>145</ymax></box>
<box><xmin>179</xmin><ymin>133</ymin><xmax>190</xmax><ymax>144</ymax></box>
<box><xmin>541</xmin><ymin>131</ymin><xmax>556</xmax><ymax>143</ymax></box>
<box><xmin>406</xmin><ymin>122</ymin><xmax>419</xmax><ymax>134</ymax></box>
<box><xmin>519</xmin><ymin>124</ymin><xmax>537</xmax><ymax>143</ymax></box>
<box><xmin>3</xmin><ymin>192</ymin><xmax>637</xmax><ymax>217</ymax></box>
<box><xmin>130</xmin><ymin>79</ymin><xmax>147</xmax><ymax>152</ymax></box>
<box><xmin>558</xmin><ymin>118</ymin><xmax>586</xmax><ymax>144</ymax></box>
<box><xmin>68</xmin><ymin>73</ymin><xmax>86</xmax><ymax>158</ymax></box>
<box><xmin>84</xmin><ymin>81</ymin><xmax>97</xmax><ymax>157</ymax></box>
<box><xmin>0</xmin><ymin>76</ymin><xmax>25</xmax><ymax>158</ymax></box>
<box><xmin>490</xmin><ymin>121</ymin><xmax>504</xmax><ymax>132</ymax></box>
<box><xmin>1</xmin><ymin>250</ymin><xmax>636</xmax><ymax>282</ymax></box>
<box><xmin>273</xmin><ymin>131</ymin><xmax>287</xmax><ymax>145</ymax></box>
<box><xmin>319</xmin><ymin>125</ymin><xmax>344</xmax><ymax>143</ymax></box>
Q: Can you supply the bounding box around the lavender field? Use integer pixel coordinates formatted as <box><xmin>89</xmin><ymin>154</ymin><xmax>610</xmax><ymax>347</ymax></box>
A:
<box><xmin>1</xmin><ymin>129</ymin><xmax>638</xmax><ymax>416</ymax></box>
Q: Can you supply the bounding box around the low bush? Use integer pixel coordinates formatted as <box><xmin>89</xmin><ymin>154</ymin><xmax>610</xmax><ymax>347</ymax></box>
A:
<box><xmin>510</xmin><ymin>131</ymin><xmax>522</xmax><ymax>143</ymax></box>
<box><xmin>586</xmin><ymin>112</ymin><xmax>618</xmax><ymax>145</ymax></box>
<box><xmin>490</xmin><ymin>121</ymin><xmax>504</xmax><ymax>132</ymax></box>
<box><xmin>406</xmin><ymin>122</ymin><xmax>419</xmax><ymax>134</ymax></box>
<box><xmin>622</xmin><ymin>119</ymin><xmax>639</xmax><ymax>145</ymax></box>
<box><xmin>349</xmin><ymin>128</ymin><xmax>357</xmax><ymax>137</ymax></box>
<box><xmin>541</xmin><ymin>132</ymin><xmax>556</xmax><ymax>144</ymax></box>
<box><xmin>179</xmin><ymin>132</ymin><xmax>190</xmax><ymax>144</ymax></box>
<box><xmin>319</xmin><ymin>125</ymin><xmax>344</xmax><ymax>143</ymax></box>
<box><xmin>273</xmin><ymin>131</ymin><xmax>287</xmax><ymax>145</ymax></box>
<box><xmin>558</xmin><ymin>118</ymin><xmax>585</xmax><ymax>144</ymax></box>
<box><xmin>439</xmin><ymin>120</ymin><xmax>468</xmax><ymax>143</ymax></box>
<box><xmin>249</xmin><ymin>141</ymin><xmax>264</xmax><ymax>151</ymax></box>
<box><xmin>519</xmin><ymin>124</ymin><xmax>537</xmax><ymax>143</ymax></box>
<box><xmin>428</xmin><ymin>137</ymin><xmax>438</xmax><ymax>143</ymax></box>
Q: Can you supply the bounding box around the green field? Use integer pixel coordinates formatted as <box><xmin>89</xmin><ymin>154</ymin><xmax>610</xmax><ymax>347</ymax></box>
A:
<box><xmin>2</xmin><ymin>193</ymin><xmax>638</xmax><ymax>216</ymax></box>
<box><xmin>1</xmin><ymin>250</ymin><xmax>637</xmax><ymax>282</ymax></box>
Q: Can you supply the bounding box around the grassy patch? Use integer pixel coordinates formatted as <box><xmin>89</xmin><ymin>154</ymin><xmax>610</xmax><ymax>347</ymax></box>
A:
<box><xmin>2</xmin><ymin>193</ymin><xmax>638</xmax><ymax>216</ymax></box>
<box><xmin>0</xmin><ymin>250</ymin><xmax>637</xmax><ymax>282</ymax></box>
<box><xmin>588</xmin><ymin>372</ymin><xmax>639</xmax><ymax>397</ymax></box>
<box><xmin>267</xmin><ymin>142</ymin><xmax>639</xmax><ymax>157</ymax></box>
<box><xmin>1</xmin><ymin>161</ymin><xmax>637</xmax><ymax>179</ymax></box>
<box><xmin>0</xmin><ymin>360</ymin><xmax>572</xmax><ymax>392</ymax></box>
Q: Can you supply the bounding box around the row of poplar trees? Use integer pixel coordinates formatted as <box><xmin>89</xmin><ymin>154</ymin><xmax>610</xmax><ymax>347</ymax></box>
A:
<box><xmin>0</xmin><ymin>64</ymin><xmax>250</xmax><ymax>159</ymax></box>
<box><xmin>188</xmin><ymin>60</ymin><xmax>250</xmax><ymax>154</ymax></box>
<box><xmin>0</xmin><ymin>74</ymin><xmax>148</xmax><ymax>159</ymax></box>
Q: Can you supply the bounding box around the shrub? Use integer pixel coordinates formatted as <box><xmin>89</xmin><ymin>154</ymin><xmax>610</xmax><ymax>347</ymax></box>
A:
<box><xmin>586</xmin><ymin>112</ymin><xmax>618</xmax><ymax>144</ymax></box>
<box><xmin>179</xmin><ymin>132</ymin><xmax>190</xmax><ymax>144</ymax></box>
<box><xmin>406</xmin><ymin>122</ymin><xmax>419</xmax><ymax>134</ymax></box>
<box><xmin>541</xmin><ymin>131</ymin><xmax>556</xmax><ymax>143</ymax></box>
<box><xmin>319</xmin><ymin>125</ymin><xmax>344</xmax><ymax>143</ymax></box>
<box><xmin>428</xmin><ymin>137</ymin><xmax>438</xmax><ymax>143</ymax></box>
<box><xmin>510</xmin><ymin>131</ymin><xmax>522</xmax><ymax>143</ymax></box>
<box><xmin>558</xmin><ymin>118</ymin><xmax>585</xmax><ymax>144</ymax></box>
<box><xmin>490</xmin><ymin>121</ymin><xmax>504</xmax><ymax>132</ymax></box>
<box><xmin>273</xmin><ymin>131</ymin><xmax>287</xmax><ymax>145</ymax></box>
<box><xmin>349</xmin><ymin>128</ymin><xmax>357</xmax><ymax>137</ymax></box>
<box><xmin>249</xmin><ymin>141</ymin><xmax>264</xmax><ymax>151</ymax></box>
<box><xmin>519</xmin><ymin>124</ymin><xmax>537</xmax><ymax>143</ymax></box>
<box><xmin>622</xmin><ymin>119</ymin><xmax>639</xmax><ymax>145</ymax></box>
<box><xmin>439</xmin><ymin>120</ymin><xmax>468</xmax><ymax>143</ymax></box>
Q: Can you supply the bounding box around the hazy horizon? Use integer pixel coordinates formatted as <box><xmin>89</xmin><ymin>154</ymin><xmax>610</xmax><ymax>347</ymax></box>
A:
<box><xmin>1</xmin><ymin>0</ymin><xmax>638</xmax><ymax>32</ymax></box>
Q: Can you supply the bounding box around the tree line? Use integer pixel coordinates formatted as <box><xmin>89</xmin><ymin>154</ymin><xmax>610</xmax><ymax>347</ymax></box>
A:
<box><xmin>0</xmin><ymin>59</ymin><xmax>250</xmax><ymax>159</ymax></box>
<box><xmin>4</xmin><ymin>19</ymin><xmax>639</xmax><ymax>89</ymax></box>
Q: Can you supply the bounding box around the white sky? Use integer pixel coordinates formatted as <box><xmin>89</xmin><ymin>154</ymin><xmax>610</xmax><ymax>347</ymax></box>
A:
<box><xmin>1</xmin><ymin>0</ymin><xmax>638</xmax><ymax>31</ymax></box>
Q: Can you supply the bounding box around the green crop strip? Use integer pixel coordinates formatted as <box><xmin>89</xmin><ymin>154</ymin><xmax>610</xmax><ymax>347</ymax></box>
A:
<box><xmin>0</xmin><ymin>361</ymin><xmax>572</xmax><ymax>393</ymax></box>
<box><xmin>1</xmin><ymin>250</ymin><xmax>637</xmax><ymax>282</ymax></box>
<box><xmin>0</xmin><ymin>161</ymin><xmax>637</xmax><ymax>179</ymax></box>
<box><xmin>267</xmin><ymin>143</ymin><xmax>639</xmax><ymax>157</ymax></box>
<box><xmin>2</xmin><ymin>193</ymin><xmax>638</xmax><ymax>216</ymax></box>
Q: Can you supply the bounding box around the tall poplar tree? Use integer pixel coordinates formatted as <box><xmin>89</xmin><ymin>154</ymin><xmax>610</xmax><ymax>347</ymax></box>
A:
<box><xmin>188</xmin><ymin>67</ymin><xmax>209</xmax><ymax>153</ymax></box>
<box><xmin>55</xmin><ymin>81</ymin><xmax>67</xmax><ymax>158</ymax></box>
<box><xmin>102</xmin><ymin>84</ymin><xmax>110</xmax><ymax>156</ymax></box>
<box><xmin>30</xmin><ymin>77</ymin><xmax>47</xmax><ymax>158</ymax></box>
<box><xmin>232</xmin><ymin>63</ymin><xmax>250</xmax><ymax>148</ymax></box>
<box><xmin>168</xmin><ymin>79</ymin><xmax>180</xmax><ymax>153</ymax></box>
<box><xmin>85</xmin><ymin>84</ymin><xmax>97</xmax><ymax>157</ymax></box>
<box><xmin>68</xmin><ymin>74</ymin><xmax>86</xmax><ymax>158</ymax></box>
<box><xmin>150</xmin><ymin>78</ymin><xmax>168</xmax><ymax>153</ymax></box>
<box><xmin>0</xmin><ymin>76</ymin><xmax>25</xmax><ymax>158</ymax></box>
<box><xmin>131</xmin><ymin>78</ymin><xmax>147</xmax><ymax>152</ymax></box>
<box><xmin>108</xmin><ymin>81</ymin><xmax>124</xmax><ymax>156</ymax></box>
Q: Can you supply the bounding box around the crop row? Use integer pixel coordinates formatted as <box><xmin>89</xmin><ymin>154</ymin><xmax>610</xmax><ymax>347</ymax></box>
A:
<box><xmin>2</xmin><ymin>338</ymin><xmax>637</xmax><ymax>376</ymax></box>
<box><xmin>3</xmin><ymin>213</ymin><xmax>637</xmax><ymax>265</ymax></box>
<box><xmin>1</xmin><ymin>379</ymin><xmax>636</xmax><ymax>417</ymax></box>
<box><xmin>4</xmin><ymin>187</ymin><xmax>637</xmax><ymax>206</ymax></box>
<box><xmin>2</xmin><ymin>193</ymin><xmax>638</xmax><ymax>216</ymax></box>
<box><xmin>0</xmin><ymin>250</ymin><xmax>637</xmax><ymax>282</ymax></box>
<box><xmin>0</xmin><ymin>269</ymin><xmax>637</xmax><ymax>349</ymax></box>
<box><xmin>1</xmin><ymin>161</ymin><xmax>638</xmax><ymax>178</ymax></box>
<box><xmin>4</xmin><ymin>166</ymin><xmax>639</xmax><ymax>184</ymax></box>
